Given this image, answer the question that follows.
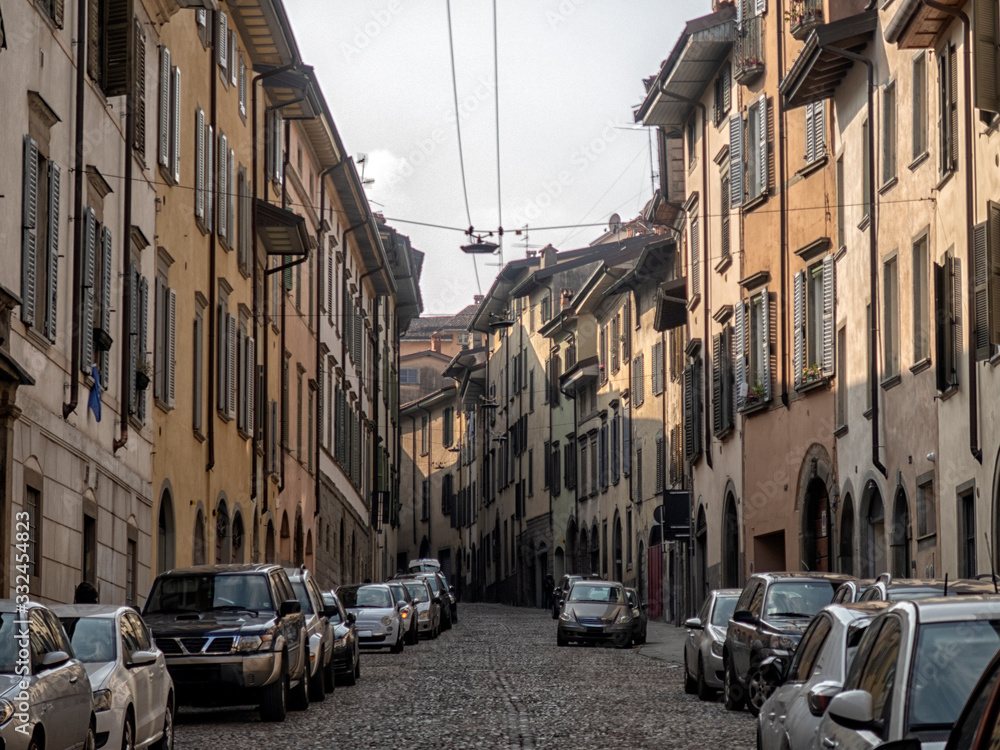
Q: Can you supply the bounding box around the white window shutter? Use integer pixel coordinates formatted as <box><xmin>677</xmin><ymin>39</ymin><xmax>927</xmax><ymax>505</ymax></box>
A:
<box><xmin>206</xmin><ymin>124</ymin><xmax>214</xmax><ymax>232</ymax></box>
<box><xmin>195</xmin><ymin>108</ymin><xmax>205</xmax><ymax>219</ymax></box>
<box><xmin>21</xmin><ymin>136</ymin><xmax>39</xmax><ymax>328</ymax></box>
<box><xmin>158</xmin><ymin>48</ymin><xmax>170</xmax><ymax>168</ymax></box>
<box><xmin>218</xmin><ymin>132</ymin><xmax>227</xmax><ymax>241</ymax></box>
<box><xmin>729</xmin><ymin>114</ymin><xmax>744</xmax><ymax>207</ymax></box>
<box><xmin>227</xmin><ymin>313</ymin><xmax>237</xmax><ymax>418</ymax></box>
<box><xmin>81</xmin><ymin>209</ymin><xmax>97</xmax><ymax>373</ymax></box>
<box><xmin>761</xmin><ymin>286</ymin><xmax>771</xmax><ymax>401</ymax></box>
<box><xmin>822</xmin><ymin>256</ymin><xmax>836</xmax><ymax>375</ymax></box>
<box><xmin>100</xmin><ymin>227</ymin><xmax>112</xmax><ymax>381</ymax></box>
<box><xmin>735</xmin><ymin>300</ymin><xmax>746</xmax><ymax>411</ymax></box>
<box><xmin>171</xmin><ymin>67</ymin><xmax>181</xmax><ymax>184</ymax></box>
<box><xmin>46</xmin><ymin>161</ymin><xmax>61</xmax><ymax>342</ymax></box>
<box><xmin>793</xmin><ymin>270</ymin><xmax>804</xmax><ymax>388</ymax></box>
<box><xmin>247</xmin><ymin>337</ymin><xmax>256</xmax><ymax>435</ymax></box>
<box><xmin>757</xmin><ymin>94</ymin><xmax>768</xmax><ymax>197</ymax></box>
<box><xmin>217</xmin><ymin>11</ymin><xmax>228</xmax><ymax>70</ymax></box>
<box><xmin>168</xmin><ymin>288</ymin><xmax>177</xmax><ymax>406</ymax></box>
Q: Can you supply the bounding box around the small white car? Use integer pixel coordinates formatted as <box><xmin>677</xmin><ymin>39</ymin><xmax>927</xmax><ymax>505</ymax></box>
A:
<box><xmin>337</xmin><ymin>584</ymin><xmax>406</xmax><ymax>653</ymax></box>
<box><xmin>53</xmin><ymin>604</ymin><xmax>174</xmax><ymax>750</ymax></box>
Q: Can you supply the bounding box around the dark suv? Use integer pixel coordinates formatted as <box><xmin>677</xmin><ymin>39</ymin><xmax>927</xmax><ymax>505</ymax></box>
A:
<box><xmin>723</xmin><ymin>572</ymin><xmax>848</xmax><ymax>716</ymax></box>
<box><xmin>143</xmin><ymin>563</ymin><xmax>309</xmax><ymax>722</ymax></box>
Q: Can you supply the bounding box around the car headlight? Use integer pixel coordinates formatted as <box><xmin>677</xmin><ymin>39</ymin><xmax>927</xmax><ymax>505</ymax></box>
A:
<box><xmin>769</xmin><ymin>634</ymin><xmax>798</xmax><ymax>651</ymax></box>
<box><xmin>711</xmin><ymin>641</ymin><xmax>724</xmax><ymax>657</ymax></box>
<box><xmin>381</xmin><ymin>616</ymin><xmax>393</xmax><ymax>627</ymax></box>
<box><xmin>0</xmin><ymin>698</ymin><xmax>14</xmax><ymax>724</ymax></box>
<box><xmin>615</xmin><ymin>613</ymin><xmax>633</xmax><ymax>626</ymax></box>
<box><xmin>334</xmin><ymin>636</ymin><xmax>348</xmax><ymax>649</ymax></box>
<box><xmin>93</xmin><ymin>689</ymin><xmax>113</xmax><ymax>713</ymax></box>
<box><xmin>235</xmin><ymin>633</ymin><xmax>273</xmax><ymax>652</ymax></box>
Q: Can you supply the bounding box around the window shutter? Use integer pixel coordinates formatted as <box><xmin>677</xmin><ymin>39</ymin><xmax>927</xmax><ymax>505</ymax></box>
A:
<box><xmin>206</xmin><ymin>124</ymin><xmax>214</xmax><ymax>231</ymax></box>
<box><xmin>133</xmin><ymin>21</ymin><xmax>147</xmax><ymax>159</ymax></box>
<box><xmin>81</xmin><ymin>209</ymin><xmax>97</xmax><ymax>373</ymax></box>
<box><xmin>735</xmin><ymin>300</ymin><xmax>746</xmax><ymax>410</ymax></box>
<box><xmin>217</xmin><ymin>11</ymin><xmax>228</xmax><ymax>70</ymax></box>
<box><xmin>218</xmin><ymin>132</ymin><xmax>228</xmax><ymax>241</ymax></box>
<box><xmin>761</xmin><ymin>286</ymin><xmax>772</xmax><ymax>401</ymax></box>
<box><xmin>684</xmin><ymin>364</ymin><xmax>695</xmax><ymax>460</ymax></box>
<box><xmin>950</xmin><ymin>46</ymin><xmax>959</xmax><ymax>169</ymax></box>
<box><xmin>712</xmin><ymin>333</ymin><xmax>723</xmax><ymax>435</ymax></box>
<box><xmin>793</xmin><ymin>270</ymin><xmax>804</xmax><ymax>388</ymax></box>
<box><xmin>168</xmin><ymin>288</ymin><xmax>177</xmax><ymax>406</ymax></box>
<box><xmin>138</xmin><ymin>276</ymin><xmax>148</xmax><ymax>421</ymax></box>
<box><xmin>239</xmin><ymin>58</ymin><xmax>247</xmax><ymax>118</ymax></box>
<box><xmin>229</xmin><ymin>30</ymin><xmax>237</xmax><ymax>86</ymax></box>
<box><xmin>757</xmin><ymin>94</ymin><xmax>768</xmax><ymax>196</ymax></box>
<box><xmin>21</xmin><ymin>136</ymin><xmax>39</xmax><ymax>328</ymax></box>
<box><xmin>227</xmin><ymin>314</ymin><xmax>237</xmax><ymax>418</ymax></box>
<box><xmin>822</xmin><ymin>255</ymin><xmax>836</xmax><ymax>375</ymax></box>
<box><xmin>195</xmin><ymin>109</ymin><xmax>205</xmax><ymax>219</ymax></box>
<box><xmin>729</xmin><ymin>114</ymin><xmax>744</xmax><ymax>207</ymax></box>
<box><xmin>100</xmin><ymin>227</ymin><xmax>112</xmax><ymax>381</ymax></box>
<box><xmin>46</xmin><ymin>162</ymin><xmax>61</xmax><ymax>342</ymax></box>
<box><xmin>805</xmin><ymin>104</ymin><xmax>815</xmax><ymax>163</ymax></box>
<box><xmin>171</xmin><ymin>67</ymin><xmax>181</xmax><ymax>184</ymax></box>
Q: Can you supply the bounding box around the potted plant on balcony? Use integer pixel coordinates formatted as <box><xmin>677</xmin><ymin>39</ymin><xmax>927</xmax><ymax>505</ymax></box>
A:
<box><xmin>802</xmin><ymin>363</ymin><xmax>823</xmax><ymax>384</ymax></box>
<box><xmin>135</xmin><ymin>356</ymin><xmax>152</xmax><ymax>392</ymax></box>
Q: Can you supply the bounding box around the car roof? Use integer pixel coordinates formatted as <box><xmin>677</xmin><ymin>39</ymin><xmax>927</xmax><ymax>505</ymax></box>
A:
<box><xmin>892</xmin><ymin>595</ymin><xmax>1000</xmax><ymax>622</ymax></box>
<box><xmin>156</xmin><ymin>563</ymin><xmax>280</xmax><ymax>576</ymax></box>
<box><xmin>50</xmin><ymin>604</ymin><xmax>131</xmax><ymax>619</ymax></box>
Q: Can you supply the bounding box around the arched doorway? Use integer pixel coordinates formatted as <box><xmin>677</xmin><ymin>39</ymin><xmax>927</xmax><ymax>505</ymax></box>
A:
<box><xmin>279</xmin><ymin>513</ymin><xmax>291</xmax><ymax>565</ymax></box>
<box><xmin>890</xmin><ymin>489</ymin><xmax>911</xmax><ymax>578</ymax></box>
<box><xmin>802</xmin><ymin>478</ymin><xmax>830</xmax><ymax>572</ymax></box>
<box><xmin>578</xmin><ymin>528</ymin><xmax>589</xmax><ymax>574</ymax></box>
<box><xmin>215</xmin><ymin>498</ymin><xmax>230</xmax><ymax>565</ymax></box>
<box><xmin>231</xmin><ymin>511</ymin><xmax>245</xmax><ymax>563</ymax></box>
<box><xmin>695</xmin><ymin>505</ymin><xmax>708</xmax><ymax>602</ymax></box>
<box><xmin>722</xmin><ymin>492</ymin><xmax>739</xmax><ymax>587</ymax></box>
<box><xmin>265</xmin><ymin>519</ymin><xmax>275</xmax><ymax>563</ymax></box>
<box><xmin>613</xmin><ymin>512</ymin><xmax>623</xmax><ymax>582</ymax></box>
<box><xmin>193</xmin><ymin>509</ymin><xmax>206</xmax><ymax>566</ymax></box>
<box><xmin>157</xmin><ymin>491</ymin><xmax>175</xmax><ymax>574</ymax></box>
<box><xmin>862</xmin><ymin>483</ymin><xmax>886</xmax><ymax>577</ymax></box>
<box><xmin>840</xmin><ymin>494</ymin><xmax>855</xmax><ymax>575</ymax></box>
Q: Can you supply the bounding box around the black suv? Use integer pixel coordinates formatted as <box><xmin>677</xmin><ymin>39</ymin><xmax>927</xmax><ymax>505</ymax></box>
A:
<box><xmin>143</xmin><ymin>563</ymin><xmax>309</xmax><ymax>722</ymax></box>
<box><xmin>723</xmin><ymin>572</ymin><xmax>848</xmax><ymax>716</ymax></box>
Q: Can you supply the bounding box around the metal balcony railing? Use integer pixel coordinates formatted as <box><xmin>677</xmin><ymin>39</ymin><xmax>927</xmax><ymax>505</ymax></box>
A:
<box><xmin>735</xmin><ymin>14</ymin><xmax>764</xmax><ymax>83</ymax></box>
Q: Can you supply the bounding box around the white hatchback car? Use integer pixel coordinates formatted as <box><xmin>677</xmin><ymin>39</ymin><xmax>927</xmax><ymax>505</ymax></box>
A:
<box><xmin>53</xmin><ymin>605</ymin><xmax>174</xmax><ymax>750</ymax></box>
<box><xmin>816</xmin><ymin>596</ymin><xmax>1000</xmax><ymax>750</ymax></box>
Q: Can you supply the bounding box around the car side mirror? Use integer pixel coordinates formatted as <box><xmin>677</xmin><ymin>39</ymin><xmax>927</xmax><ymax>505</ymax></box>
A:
<box><xmin>347</xmin><ymin>612</ymin><xmax>356</xmax><ymax>625</ymax></box>
<box><xmin>758</xmin><ymin>655</ymin><xmax>788</xmax><ymax>687</ymax></box>
<box><xmin>827</xmin><ymin>690</ymin><xmax>876</xmax><ymax>730</ymax></box>
<box><xmin>279</xmin><ymin>599</ymin><xmax>302</xmax><ymax>617</ymax></box>
<box><xmin>128</xmin><ymin>650</ymin><xmax>158</xmax><ymax>668</ymax></box>
<box><xmin>40</xmin><ymin>650</ymin><xmax>70</xmax><ymax>668</ymax></box>
<box><xmin>684</xmin><ymin>617</ymin><xmax>703</xmax><ymax>629</ymax></box>
<box><xmin>732</xmin><ymin>609</ymin><xmax>758</xmax><ymax>625</ymax></box>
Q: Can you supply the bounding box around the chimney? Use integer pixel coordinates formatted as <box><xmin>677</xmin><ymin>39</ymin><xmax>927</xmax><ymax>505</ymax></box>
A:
<box><xmin>561</xmin><ymin>288</ymin><xmax>574</xmax><ymax>309</ymax></box>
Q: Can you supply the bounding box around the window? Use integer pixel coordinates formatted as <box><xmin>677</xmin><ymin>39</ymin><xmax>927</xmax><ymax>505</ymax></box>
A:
<box><xmin>20</xmin><ymin>135</ymin><xmax>61</xmax><ymax>343</ymax></box>
<box><xmin>939</xmin><ymin>45</ymin><xmax>958</xmax><ymax>178</ymax></box>
<box><xmin>793</xmin><ymin>257</ymin><xmax>835</xmax><ymax>388</ymax></box>
<box><xmin>746</xmin><ymin>95</ymin><xmax>768</xmax><ymax>201</ymax></box>
<box><xmin>714</xmin><ymin>62</ymin><xmax>732</xmax><ymax>125</ymax></box>
<box><xmin>158</xmin><ymin>48</ymin><xmax>181</xmax><ymax>184</ymax></box>
<box><xmin>916</xmin><ymin>474</ymin><xmax>936</xmax><ymax>537</ymax></box>
<box><xmin>836</xmin><ymin>156</ymin><xmax>845</xmax><ymax>249</ymax></box>
<box><xmin>934</xmin><ymin>252</ymin><xmax>961</xmax><ymax>390</ymax></box>
<box><xmin>804</xmin><ymin>100</ymin><xmax>825</xmax><ymax>163</ymax></box>
<box><xmin>960</xmin><ymin>487</ymin><xmax>976</xmax><ymax>577</ymax></box>
<box><xmin>442</xmin><ymin>407</ymin><xmax>454</xmax><ymax>447</ymax></box>
<box><xmin>87</xmin><ymin>0</ymin><xmax>127</xmax><ymax>96</ymax></box>
<box><xmin>913</xmin><ymin>53</ymin><xmax>927</xmax><ymax>159</ymax></box>
<box><xmin>736</xmin><ymin>288</ymin><xmax>771</xmax><ymax>408</ymax></box>
<box><xmin>880</xmin><ymin>82</ymin><xmax>897</xmax><ymax>187</ymax></box>
<box><xmin>632</xmin><ymin>354</ymin><xmax>645</xmax><ymax>406</ymax></box>
<box><xmin>883</xmin><ymin>256</ymin><xmax>900</xmax><ymax>379</ymax></box>
<box><xmin>913</xmin><ymin>235</ymin><xmax>929</xmax><ymax>362</ymax></box>
<box><xmin>420</xmin><ymin>415</ymin><xmax>429</xmax><ymax>455</ymax></box>
<box><xmin>836</xmin><ymin>326</ymin><xmax>847</xmax><ymax>428</ymax></box>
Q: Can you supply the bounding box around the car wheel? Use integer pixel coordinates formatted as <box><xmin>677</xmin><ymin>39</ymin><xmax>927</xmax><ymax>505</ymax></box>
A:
<box><xmin>724</xmin><ymin>658</ymin><xmax>745</xmax><ymax>711</ymax></box>
<box><xmin>260</xmin><ymin>667</ymin><xmax>288</xmax><ymax>722</ymax></box>
<box><xmin>122</xmin><ymin>714</ymin><xmax>135</xmax><ymax>750</ymax></box>
<box><xmin>684</xmin><ymin>652</ymin><xmax>697</xmax><ymax>694</ymax></box>
<box><xmin>308</xmin><ymin>653</ymin><xmax>326</xmax><ymax>702</ymax></box>
<box><xmin>746</xmin><ymin>658</ymin><xmax>771</xmax><ymax>717</ymax></box>
<box><xmin>697</xmin><ymin>656</ymin><xmax>715</xmax><ymax>701</ymax></box>
<box><xmin>152</xmin><ymin>699</ymin><xmax>173</xmax><ymax>750</ymax></box>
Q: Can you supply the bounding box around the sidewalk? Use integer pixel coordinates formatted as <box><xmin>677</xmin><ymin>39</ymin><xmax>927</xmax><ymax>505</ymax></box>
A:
<box><xmin>635</xmin><ymin>618</ymin><xmax>690</xmax><ymax>666</ymax></box>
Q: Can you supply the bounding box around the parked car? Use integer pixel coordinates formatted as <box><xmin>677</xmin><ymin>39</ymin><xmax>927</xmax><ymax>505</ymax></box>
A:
<box><xmin>0</xmin><ymin>600</ymin><xmax>96</xmax><ymax>750</ymax></box>
<box><xmin>397</xmin><ymin>578</ymin><xmax>442</xmax><ymax>639</ymax></box>
<box><xmin>551</xmin><ymin>575</ymin><xmax>585</xmax><ymax>619</ymax></box>
<box><xmin>857</xmin><ymin>574</ymin><xmax>998</xmax><ymax>602</ymax></box>
<box><xmin>337</xmin><ymin>584</ymin><xmax>406</xmax><ymax>653</ymax></box>
<box><xmin>816</xmin><ymin>596</ymin><xmax>1000</xmax><ymax>750</ymax></box>
<box><xmin>756</xmin><ymin>601</ymin><xmax>887</xmax><ymax>750</ymax></box>
<box><xmin>832</xmin><ymin>579</ymin><xmax>874</xmax><ymax>604</ymax></box>
<box><xmin>723</xmin><ymin>571</ymin><xmax>850</xmax><ymax>716</ymax></box>
<box><xmin>320</xmin><ymin>592</ymin><xmax>360</xmax><ymax>686</ymax></box>
<box><xmin>407</xmin><ymin>559</ymin><xmax>441</xmax><ymax>574</ymax></box>
<box><xmin>556</xmin><ymin>580</ymin><xmax>633</xmax><ymax>648</ymax></box>
<box><xmin>142</xmin><ymin>563</ymin><xmax>309</xmax><ymax>722</ymax></box>
<box><xmin>683</xmin><ymin>588</ymin><xmax>741</xmax><ymax>700</ymax></box>
<box><xmin>405</xmin><ymin>572</ymin><xmax>453</xmax><ymax>630</ymax></box>
<box><xmin>53</xmin><ymin>604</ymin><xmax>174</xmax><ymax>750</ymax></box>
<box><xmin>286</xmin><ymin>567</ymin><xmax>335</xmax><ymax>700</ymax></box>
<box><xmin>624</xmin><ymin>587</ymin><xmax>648</xmax><ymax>646</ymax></box>
<box><xmin>387</xmin><ymin>582</ymin><xmax>420</xmax><ymax>645</ymax></box>
<box><xmin>943</xmin><ymin>646</ymin><xmax>1000</xmax><ymax>750</ymax></box>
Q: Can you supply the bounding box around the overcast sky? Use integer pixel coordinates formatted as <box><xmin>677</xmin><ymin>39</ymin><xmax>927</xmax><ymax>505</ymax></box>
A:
<box><xmin>285</xmin><ymin>0</ymin><xmax>709</xmax><ymax>314</ymax></box>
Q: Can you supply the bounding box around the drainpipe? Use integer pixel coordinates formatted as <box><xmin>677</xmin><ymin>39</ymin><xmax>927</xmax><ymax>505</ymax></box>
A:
<box><xmin>818</xmin><ymin>45</ymin><xmax>887</xmax><ymax>477</ymax></box>
<box><xmin>64</xmin><ymin>0</ymin><xmax>88</xmax><ymax>419</ymax></box>
<box><xmin>113</xmin><ymin>0</ymin><xmax>136</xmax><ymax>454</ymax></box>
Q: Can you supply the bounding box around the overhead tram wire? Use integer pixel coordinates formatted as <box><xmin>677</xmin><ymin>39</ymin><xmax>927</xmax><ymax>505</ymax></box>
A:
<box><xmin>445</xmin><ymin>0</ymin><xmax>481</xmax><ymax>294</ymax></box>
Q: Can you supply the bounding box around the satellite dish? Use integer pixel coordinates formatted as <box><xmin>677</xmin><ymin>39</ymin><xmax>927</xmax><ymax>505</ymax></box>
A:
<box><xmin>609</xmin><ymin>213</ymin><xmax>622</xmax><ymax>233</ymax></box>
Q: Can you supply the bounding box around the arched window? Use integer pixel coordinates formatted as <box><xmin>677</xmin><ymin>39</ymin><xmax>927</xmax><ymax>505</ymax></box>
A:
<box><xmin>157</xmin><ymin>491</ymin><xmax>175</xmax><ymax>573</ymax></box>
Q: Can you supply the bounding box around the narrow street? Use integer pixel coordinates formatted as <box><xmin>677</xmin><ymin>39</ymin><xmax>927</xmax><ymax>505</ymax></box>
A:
<box><xmin>175</xmin><ymin>604</ymin><xmax>755</xmax><ymax>749</ymax></box>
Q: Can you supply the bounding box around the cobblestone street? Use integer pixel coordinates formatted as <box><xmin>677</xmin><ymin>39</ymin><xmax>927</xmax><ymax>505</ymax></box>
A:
<box><xmin>174</xmin><ymin>604</ymin><xmax>755</xmax><ymax>749</ymax></box>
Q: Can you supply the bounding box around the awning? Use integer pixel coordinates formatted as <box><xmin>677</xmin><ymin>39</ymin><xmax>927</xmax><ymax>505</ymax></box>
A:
<box><xmin>654</xmin><ymin>277</ymin><xmax>688</xmax><ymax>332</ymax></box>
<box><xmin>884</xmin><ymin>0</ymin><xmax>963</xmax><ymax>48</ymax></box>
<box><xmin>256</xmin><ymin>199</ymin><xmax>309</xmax><ymax>256</ymax></box>
<box><xmin>635</xmin><ymin>7</ymin><xmax>736</xmax><ymax>129</ymax></box>
<box><xmin>780</xmin><ymin>11</ymin><xmax>877</xmax><ymax>109</ymax></box>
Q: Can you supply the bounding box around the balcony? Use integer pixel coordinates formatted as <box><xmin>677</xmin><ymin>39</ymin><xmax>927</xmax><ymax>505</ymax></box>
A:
<box><xmin>789</xmin><ymin>0</ymin><xmax>823</xmax><ymax>40</ymax></box>
<box><xmin>735</xmin><ymin>14</ymin><xmax>765</xmax><ymax>83</ymax></box>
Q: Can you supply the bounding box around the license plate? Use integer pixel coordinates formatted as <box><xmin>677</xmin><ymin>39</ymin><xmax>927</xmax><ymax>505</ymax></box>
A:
<box><xmin>359</xmin><ymin>630</ymin><xmax>373</xmax><ymax>638</ymax></box>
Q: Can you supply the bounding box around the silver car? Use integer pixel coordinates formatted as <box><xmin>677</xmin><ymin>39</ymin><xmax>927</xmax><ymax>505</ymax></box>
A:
<box><xmin>337</xmin><ymin>584</ymin><xmax>406</xmax><ymax>653</ymax></box>
<box><xmin>756</xmin><ymin>601</ymin><xmax>886</xmax><ymax>750</ymax></box>
<box><xmin>398</xmin><ymin>579</ymin><xmax>442</xmax><ymax>639</ymax></box>
<box><xmin>287</xmin><ymin>568</ymin><xmax>335</xmax><ymax>700</ymax></box>
<box><xmin>0</xmin><ymin>601</ymin><xmax>96</xmax><ymax>750</ymax></box>
<box><xmin>53</xmin><ymin>604</ymin><xmax>174</xmax><ymax>750</ymax></box>
<box><xmin>683</xmin><ymin>589</ymin><xmax>740</xmax><ymax>700</ymax></box>
<box><xmin>817</xmin><ymin>596</ymin><xmax>1000</xmax><ymax>750</ymax></box>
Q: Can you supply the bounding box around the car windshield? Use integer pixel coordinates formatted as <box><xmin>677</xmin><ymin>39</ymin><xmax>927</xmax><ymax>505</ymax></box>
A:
<box><xmin>568</xmin><ymin>584</ymin><xmax>621</xmax><ymax>603</ymax></box>
<box><xmin>290</xmin><ymin>581</ymin><xmax>314</xmax><ymax>615</ymax></box>
<box><xmin>908</xmin><ymin>620</ymin><xmax>1000</xmax><ymax>731</ymax></box>
<box><xmin>339</xmin><ymin>586</ymin><xmax>392</xmax><ymax>609</ymax></box>
<box><xmin>711</xmin><ymin>596</ymin><xmax>739</xmax><ymax>627</ymax></box>
<box><xmin>59</xmin><ymin>617</ymin><xmax>116</xmax><ymax>664</ymax></box>
<box><xmin>404</xmin><ymin>583</ymin><xmax>426</xmax><ymax>601</ymax></box>
<box><xmin>763</xmin><ymin>580</ymin><xmax>839</xmax><ymax>618</ymax></box>
<box><xmin>145</xmin><ymin>574</ymin><xmax>273</xmax><ymax>614</ymax></box>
